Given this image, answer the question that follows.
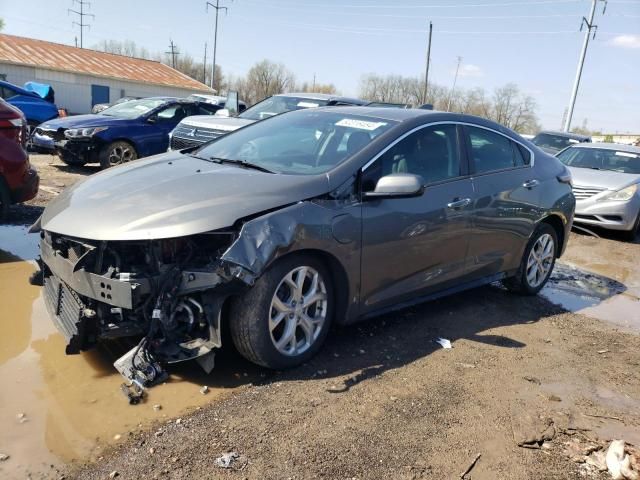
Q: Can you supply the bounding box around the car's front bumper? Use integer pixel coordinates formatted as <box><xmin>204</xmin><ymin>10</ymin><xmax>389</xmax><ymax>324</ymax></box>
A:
<box><xmin>573</xmin><ymin>195</ymin><xmax>640</xmax><ymax>231</ymax></box>
<box><xmin>55</xmin><ymin>138</ymin><xmax>101</xmax><ymax>163</ymax></box>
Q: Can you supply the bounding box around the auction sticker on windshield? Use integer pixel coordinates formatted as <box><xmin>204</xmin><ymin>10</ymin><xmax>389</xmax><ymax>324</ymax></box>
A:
<box><xmin>297</xmin><ymin>101</ymin><xmax>320</xmax><ymax>108</ymax></box>
<box><xmin>335</xmin><ymin>119</ymin><xmax>388</xmax><ymax>131</ymax></box>
<box><xmin>616</xmin><ymin>152</ymin><xmax>639</xmax><ymax>158</ymax></box>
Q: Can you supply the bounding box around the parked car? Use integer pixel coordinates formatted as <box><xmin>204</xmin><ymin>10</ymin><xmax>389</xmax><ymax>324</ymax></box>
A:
<box><xmin>0</xmin><ymin>79</ymin><xmax>59</xmax><ymax>131</ymax></box>
<box><xmin>169</xmin><ymin>92</ymin><xmax>368</xmax><ymax>150</ymax></box>
<box><xmin>91</xmin><ymin>96</ymin><xmax>139</xmax><ymax>114</ymax></box>
<box><xmin>556</xmin><ymin>142</ymin><xmax>640</xmax><ymax>239</ymax></box>
<box><xmin>35</xmin><ymin>107</ymin><xmax>574</xmax><ymax>383</ymax></box>
<box><xmin>531</xmin><ymin>130</ymin><xmax>591</xmax><ymax>154</ymax></box>
<box><xmin>32</xmin><ymin>97</ymin><xmax>222</xmax><ymax>169</ymax></box>
<box><xmin>0</xmin><ymin>98</ymin><xmax>39</xmax><ymax>219</ymax></box>
<box><xmin>186</xmin><ymin>93</ymin><xmax>247</xmax><ymax>112</ymax></box>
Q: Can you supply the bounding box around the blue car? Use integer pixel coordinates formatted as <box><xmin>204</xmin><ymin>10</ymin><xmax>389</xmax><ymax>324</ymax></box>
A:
<box><xmin>0</xmin><ymin>80</ymin><xmax>59</xmax><ymax>129</ymax></box>
<box><xmin>33</xmin><ymin>97</ymin><xmax>221</xmax><ymax>169</ymax></box>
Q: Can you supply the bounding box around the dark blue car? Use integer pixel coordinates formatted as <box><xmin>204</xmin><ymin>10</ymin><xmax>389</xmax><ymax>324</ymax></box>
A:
<box><xmin>0</xmin><ymin>80</ymin><xmax>59</xmax><ymax>128</ymax></box>
<box><xmin>32</xmin><ymin>97</ymin><xmax>221</xmax><ymax>169</ymax></box>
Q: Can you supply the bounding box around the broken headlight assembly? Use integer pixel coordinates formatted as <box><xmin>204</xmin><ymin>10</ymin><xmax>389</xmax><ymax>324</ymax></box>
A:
<box><xmin>39</xmin><ymin>231</ymin><xmax>239</xmax><ymax>403</ymax></box>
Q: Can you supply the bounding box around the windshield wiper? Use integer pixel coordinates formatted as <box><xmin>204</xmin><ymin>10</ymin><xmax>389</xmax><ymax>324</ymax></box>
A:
<box><xmin>209</xmin><ymin>157</ymin><xmax>274</xmax><ymax>173</ymax></box>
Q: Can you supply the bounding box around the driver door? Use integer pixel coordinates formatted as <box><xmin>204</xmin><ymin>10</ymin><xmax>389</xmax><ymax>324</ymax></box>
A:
<box><xmin>142</xmin><ymin>103</ymin><xmax>190</xmax><ymax>155</ymax></box>
<box><xmin>359</xmin><ymin>123</ymin><xmax>475</xmax><ymax>313</ymax></box>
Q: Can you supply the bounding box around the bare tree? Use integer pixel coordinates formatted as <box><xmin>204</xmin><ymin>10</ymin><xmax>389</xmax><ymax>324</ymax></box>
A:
<box><xmin>298</xmin><ymin>81</ymin><xmax>338</xmax><ymax>95</ymax></box>
<box><xmin>241</xmin><ymin>60</ymin><xmax>295</xmax><ymax>104</ymax></box>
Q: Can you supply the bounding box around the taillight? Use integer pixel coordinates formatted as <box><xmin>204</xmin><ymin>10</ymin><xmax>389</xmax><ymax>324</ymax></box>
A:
<box><xmin>0</xmin><ymin>117</ymin><xmax>26</xmax><ymax>146</ymax></box>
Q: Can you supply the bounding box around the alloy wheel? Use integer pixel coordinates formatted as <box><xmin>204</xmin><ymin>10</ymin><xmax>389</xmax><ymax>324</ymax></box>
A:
<box><xmin>269</xmin><ymin>266</ymin><xmax>328</xmax><ymax>356</ymax></box>
<box><xmin>526</xmin><ymin>233</ymin><xmax>555</xmax><ymax>288</ymax></box>
<box><xmin>108</xmin><ymin>145</ymin><xmax>134</xmax><ymax>166</ymax></box>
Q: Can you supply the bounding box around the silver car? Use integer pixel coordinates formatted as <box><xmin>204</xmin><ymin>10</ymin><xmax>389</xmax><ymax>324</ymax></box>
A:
<box><xmin>556</xmin><ymin>143</ymin><xmax>640</xmax><ymax>239</ymax></box>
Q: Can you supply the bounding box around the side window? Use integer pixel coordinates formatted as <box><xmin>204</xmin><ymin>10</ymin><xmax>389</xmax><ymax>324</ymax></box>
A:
<box><xmin>467</xmin><ymin>126</ymin><xmax>528</xmax><ymax>173</ymax></box>
<box><xmin>362</xmin><ymin>124</ymin><xmax>461</xmax><ymax>192</ymax></box>
<box><xmin>156</xmin><ymin>104</ymin><xmax>188</xmax><ymax>123</ymax></box>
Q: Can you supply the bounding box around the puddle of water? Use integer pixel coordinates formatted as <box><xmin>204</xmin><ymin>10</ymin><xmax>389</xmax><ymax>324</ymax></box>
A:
<box><xmin>542</xmin><ymin>263</ymin><xmax>640</xmax><ymax>334</ymax></box>
<box><xmin>0</xmin><ymin>225</ymin><xmax>40</xmax><ymax>261</ymax></box>
<box><xmin>0</xmin><ymin>258</ymin><xmax>258</xmax><ymax>478</ymax></box>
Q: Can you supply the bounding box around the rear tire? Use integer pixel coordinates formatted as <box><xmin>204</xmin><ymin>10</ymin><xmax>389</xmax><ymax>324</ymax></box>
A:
<box><xmin>99</xmin><ymin>141</ymin><xmax>137</xmax><ymax>169</ymax></box>
<box><xmin>0</xmin><ymin>177</ymin><xmax>10</xmax><ymax>221</ymax></box>
<box><xmin>503</xmin><ymin>223</ymin><xmax>558</xmax><ymax>295</ymax></box>
<box><xmin>229</xmin><ymin>254</ymin><xmax>334</xmax><ymax>369</ymax></box>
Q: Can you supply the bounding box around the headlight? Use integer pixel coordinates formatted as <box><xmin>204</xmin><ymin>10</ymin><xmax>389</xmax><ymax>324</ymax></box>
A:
<box><xmin>599</xmin><ymin>184</ymin><xmax>638</xmax><ymax>202</ymax></box>
<box><xmin>64</xmin><ymin>126</ymin><xmax>109</xmax><ymax>139</ymax></box>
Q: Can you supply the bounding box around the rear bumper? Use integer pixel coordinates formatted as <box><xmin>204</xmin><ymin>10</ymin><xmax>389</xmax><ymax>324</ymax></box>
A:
<box><xmin>10</xmin><ymin>167</ymin><xmax>39</xmax><ymax>203</ymax></box>
<box><xmin>574</xmin><ymin>196</ymin><xmax>640</xmax><ymax>231</ymax></box>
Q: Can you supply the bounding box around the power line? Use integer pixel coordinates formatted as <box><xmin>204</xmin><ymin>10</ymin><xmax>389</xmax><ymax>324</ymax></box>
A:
<box><xmin>247</xmin><ymin>0</ymin><xmax>583</xmax><ymax>9</ymax></box>
<box><xmin>207</xmin><ymin>0</ymin><xmax>231</xmax><ymax>93</ymax></box>
<box><xmin>68</xmin><ymin>0</ymin><xmax>94</xmax><ymax>48</ymax></box>
<box><xmin>165</xmin><ymin>39</ymin><xmax>180</xmax><ymax>69</ymax></box>
<box><xmin>564</xmin><ymin>0</ymin><xmax>607</xmax><ymax>132</ymax></box>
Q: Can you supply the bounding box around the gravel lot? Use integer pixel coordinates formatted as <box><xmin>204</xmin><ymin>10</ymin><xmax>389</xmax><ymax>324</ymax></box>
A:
<box><xmin>4</xmin><ymin>154</ymin><xmax>640</xmax><ymax>480</ymax></box>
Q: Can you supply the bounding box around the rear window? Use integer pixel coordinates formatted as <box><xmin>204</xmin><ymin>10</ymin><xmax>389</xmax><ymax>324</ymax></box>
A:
<box><xmin>467</xmin><ymin>126</ymin><xmax>529</xmax><ymax>174</ymax></box>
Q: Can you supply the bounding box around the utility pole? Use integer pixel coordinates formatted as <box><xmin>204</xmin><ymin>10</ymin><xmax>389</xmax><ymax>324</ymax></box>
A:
<box><xmin>165</xmin><ymin>39</ymin><xmax>179</xmax><ymax>69</ymax></box>
<box><xmin>206</xmin><ymin>0</ymin><xmax>230</xmax><ymax>92</ymax></box>
<box><xmin>447</xmin><ymin>56</ymin><xmax>462</xmax><ymax>112</ymax></box>
<box><xmin>564</xmin><ymin>0</ymin><xmax>607</xmax><ymax>132</ymax></box>
<box><xmin>423</xmin><ymin>21</ymin><xmax>433</xmax><ymax>104</ymax></box>
<box><xmin>68</xmin><ymin>0</ymin><xmax>94</xmax><ymax>48</ymax></box>
<box><xmin>203</xmin><ymin>42</ymin><xmax>208</xmax><ymax>84</ymax></box>
<box><xmin>312</xmin><ymin>73</ymin><xmax>316</xmax><ymax>91</ymax></box>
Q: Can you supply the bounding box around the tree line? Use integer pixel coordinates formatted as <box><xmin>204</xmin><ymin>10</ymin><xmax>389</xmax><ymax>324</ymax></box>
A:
<box><xmin>94</xmin><ymin>39</ymin><xmax>540</xmax><ymax>133</ymax></box>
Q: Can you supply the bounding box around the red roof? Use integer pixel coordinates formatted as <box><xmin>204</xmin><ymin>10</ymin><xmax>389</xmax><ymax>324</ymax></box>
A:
<box><xmin>0</xmin><ymin>34</ymin><xmax>211</xmax><ymax>92</ymax></box>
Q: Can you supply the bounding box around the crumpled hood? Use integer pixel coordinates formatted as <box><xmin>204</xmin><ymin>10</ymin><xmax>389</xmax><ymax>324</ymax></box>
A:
<box><xmin>39</xmin><ymin>114</ymin><xmax>130</xmax><ymax>130</ymax></box>
<box><xmin>568</xmin><ymin>166</ymin><xmax>640</xmax><ymax>190</ymax></box>
<box><xmin>41</xmin><ymin>151</ymin><xmax>331</xmax><ymax>241</ymax></box>
<box><xmin>179</xmin><ymin>115</ymin><xmax>254</xmax><ymax>131</ymax></box>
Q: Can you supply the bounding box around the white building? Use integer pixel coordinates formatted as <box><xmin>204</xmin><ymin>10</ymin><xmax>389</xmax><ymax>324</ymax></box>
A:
<box><xmin>0</xmin><ymin>34</ymin><xmax>213</xmax><ymax>114</ymax></box>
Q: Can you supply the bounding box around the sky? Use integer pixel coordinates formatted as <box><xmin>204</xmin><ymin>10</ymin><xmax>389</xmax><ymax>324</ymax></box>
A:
<box><xmin>1</xmin><ymin>0</ymin><xmax>639</xmax><ymax>132</ymax></box>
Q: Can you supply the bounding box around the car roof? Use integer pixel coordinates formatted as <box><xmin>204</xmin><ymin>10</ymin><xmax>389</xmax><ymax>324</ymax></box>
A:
<box><xmin>537</xmin><ymin>130</ymin><xmax>591</xmax><ymax>141</ymax></box>
<box><xmin>569</xmin><ymin>142</ymin><xmax>640</xmax><ymax>154</ymax></box>
<box><xmin>274</xmin><ymin>92</ymin><xmax>368</xmax><ymax>105</ymax></box>
<box><xmin>0</xmin><ymin>79</ymin><xmax>38</xmax><ymax>97</ymax></box>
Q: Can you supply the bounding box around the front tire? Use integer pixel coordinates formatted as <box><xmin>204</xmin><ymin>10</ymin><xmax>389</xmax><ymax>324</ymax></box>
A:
<box><xmin>622</xmin><ymin>212</ymin><xmax>640</xmax><ymax>242</ymax></box>
<box><xmin>503</xmin><ymin>223</ymin><xmax>558</xmax><ymax>295</ymax></box>
<box><xmin>0</xmin><ymin>177</ymin><xmax>11</xmax><ymax>221</ymax></box>
<box><xmin>229</xmin><ymin>254</ymin><xmax>334</xmax><ymax>369</ymax></box>
<box><xmin>99</xmin><ymin>141</ymin><xmax>137</xmax><ymax>169</ymax></box>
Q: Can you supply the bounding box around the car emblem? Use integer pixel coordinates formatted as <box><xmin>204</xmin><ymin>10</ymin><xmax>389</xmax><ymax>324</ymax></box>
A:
<box><xmin>187</xmin><ymin>128</ymin><xmax>197</xmax><ymax>137</ymax></box>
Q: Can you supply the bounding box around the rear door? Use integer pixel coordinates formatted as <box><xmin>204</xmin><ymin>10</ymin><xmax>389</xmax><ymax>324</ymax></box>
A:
<box><xmin>463</xmin><ymin>125</ymin><xmax>541</xmax><ymax>279</ymax></box>
<box><xmin>359</xmin><ymin>123</ymin><xmax>475</xmax><ymax>313</ymax></box>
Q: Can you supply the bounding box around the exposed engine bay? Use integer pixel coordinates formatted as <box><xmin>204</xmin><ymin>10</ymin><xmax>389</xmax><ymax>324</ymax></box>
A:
<box><xmin>38</xmin><ymin>229</ymin><xmax>243</xmax><ymax>402</ymax></box>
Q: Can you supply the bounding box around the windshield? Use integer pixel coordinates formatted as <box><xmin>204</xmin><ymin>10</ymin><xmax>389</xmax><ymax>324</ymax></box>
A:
<box><xmin>100</xmin><ymin>98</ymin><xmax>167</xmax><ymax>119</ymax></box>
<box><xmin>532</xmin><ymin>133</ymin><xmax>581</xmax><ymax>151</ymax></box>
<box><xmin>239</xmin><ymin>96</ymin><xmax>330</xmax><ymax>121</ymax></box>
<box><xmin>557</xmin><ymin>147</ymin><xmax>640</xmax><ymax>174</ymax></box>
<box><xmin>196</xmin><ymin>110</ymin><xmax>396</xmax><ymax>175</ymax></box>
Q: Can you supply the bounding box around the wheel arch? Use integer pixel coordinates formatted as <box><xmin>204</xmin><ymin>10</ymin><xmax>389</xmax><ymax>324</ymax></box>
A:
<box><xmin>539</xmin><ymin>214</ymin><xmax>565</xmax><ymax>257</ymax></box>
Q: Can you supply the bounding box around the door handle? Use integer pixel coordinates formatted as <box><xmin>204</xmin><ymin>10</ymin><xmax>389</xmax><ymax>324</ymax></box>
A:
<box><xmin>522</xmin><ymin>179</ymin><xmax>540</xmax><ymax>189</ymax></box>
<box><xmin>447</xmin><ymin>197</ymin><xmax>472</xmax><ymax>209</ymax></box>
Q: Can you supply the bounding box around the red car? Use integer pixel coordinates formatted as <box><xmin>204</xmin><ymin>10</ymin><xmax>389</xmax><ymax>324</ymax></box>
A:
<box><xmin>0</xmin><ymin>98</ymin><xmax>39</xmax><ymax>219</ymax></box>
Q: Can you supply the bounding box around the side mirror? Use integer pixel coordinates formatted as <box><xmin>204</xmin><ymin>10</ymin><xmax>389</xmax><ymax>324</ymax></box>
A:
<box><xmin>363</xmin><ymin>173</ymin><xmax>425</xmax><ymax>199</ymax></box>
<box><xmin>215</xmin><ymin>108</ymin><xmax>230</xmax><ymax>118</ymax></box>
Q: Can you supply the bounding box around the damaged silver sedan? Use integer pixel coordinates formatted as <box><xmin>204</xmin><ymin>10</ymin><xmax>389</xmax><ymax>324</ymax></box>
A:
<box><xmin>33</xmin><ymin>107</ymin><xmax>575</xmax><ymax>398</ymax></box>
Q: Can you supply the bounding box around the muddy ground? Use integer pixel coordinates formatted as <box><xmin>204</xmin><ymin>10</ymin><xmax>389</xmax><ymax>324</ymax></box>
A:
<box><xmin>1</xmin><ymin>155</ymin><xmax>639</xmax><ymax>480</ymax></box>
